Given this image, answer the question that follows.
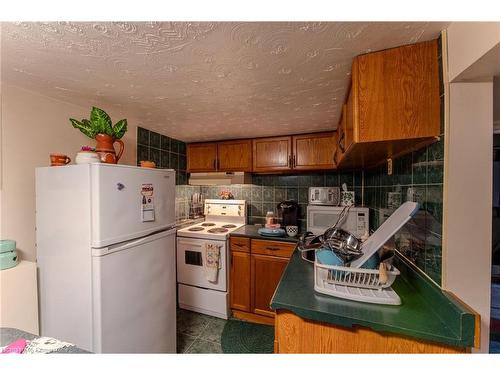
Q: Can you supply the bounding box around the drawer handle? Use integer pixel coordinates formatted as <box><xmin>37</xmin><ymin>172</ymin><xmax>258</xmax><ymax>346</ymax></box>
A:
<box><xmin>266</xmin><ymin>247</ymin><xmax>281</xmax><ymax>251</ymax></box>
<box><xmin>234</xmin><ymin>243</ymin><xmax>244</xmax><ymax>247</ymax></box>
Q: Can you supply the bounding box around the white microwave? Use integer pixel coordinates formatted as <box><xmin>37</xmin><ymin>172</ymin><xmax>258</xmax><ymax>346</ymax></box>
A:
<box><xmin>306</xmin><ymin>205</ymin><xmax>369</xmax><ymax>238</ymax></box>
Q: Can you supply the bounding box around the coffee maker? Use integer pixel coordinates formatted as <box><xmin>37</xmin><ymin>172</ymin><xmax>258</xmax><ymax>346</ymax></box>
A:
<box><xmin>277</xmin><ymin>200</ymin><xmax>299</xmax><ymax>227</ymax></box>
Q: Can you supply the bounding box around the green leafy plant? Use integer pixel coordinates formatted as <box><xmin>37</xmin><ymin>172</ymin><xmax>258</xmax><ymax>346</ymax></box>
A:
<box><xmin>70</xmin><ymin>107</ymin><xmax>128</xmax><ymax>139</ymax></box>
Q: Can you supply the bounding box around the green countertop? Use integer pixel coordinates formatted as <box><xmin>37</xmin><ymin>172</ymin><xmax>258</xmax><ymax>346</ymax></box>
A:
<box><xmin>230</xmin><ymin>225</ymin><xmax>300</xmax><ymax>243</ymax></box>
<box><xmin>270</xmin><ymin>249</ymin><xmax>476</xmax><ymax>348</ymax></box>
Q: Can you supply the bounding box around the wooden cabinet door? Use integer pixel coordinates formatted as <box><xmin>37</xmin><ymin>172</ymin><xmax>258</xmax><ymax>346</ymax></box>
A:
<box><xmin>251</xmin><ymin>254</ymin><xmax>288</xmax><ymax>317</ymax></box>
<box><xmin>187</xmin><ymin>143</ymin><xmax>217</xmax><ymax>172</ymax></box>
<box><xmin>252</xmin><ymin>136</ymin><xmax>292</xmax><ymax>172</ymax></box>
<box><xmin>218</xmin><ymin>139</ymin><xmax>253</xmax><ymax>172</ymax></box>
<box><xmin>230</xmin><ymin>251</ymin><xmax>251</xmax><ymax>312</ymax></box>
<box><xmin>292</xmin><ymin>132</ymin><xmax>336</xmax><ymax>170</ymax></box>
<box><xmin>355</xmin><ymin>39</ymin><xmax>440</xmax><ymax>142</ymax></box>
<box><xmin>345</xmin><ymin>92</ymin><xmax>355</xmax><ymax>151</ymax></box>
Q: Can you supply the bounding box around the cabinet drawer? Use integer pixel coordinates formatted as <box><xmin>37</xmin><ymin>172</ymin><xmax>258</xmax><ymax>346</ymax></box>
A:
<box><xmin>231</xmin><ymin>237</ymin><xmax>250</xmax><ymax>253</ymax></box>
<box><xmin>251</xmin><ymin>239</ymin><xmax>295</xmax><ymax>258</ymax></box>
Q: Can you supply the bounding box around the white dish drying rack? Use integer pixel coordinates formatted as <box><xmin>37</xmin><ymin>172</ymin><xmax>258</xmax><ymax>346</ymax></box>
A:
<box><xmin>311</xmin><ymin>201</ymin><xmax>420</xmax><ymax>306</ymax></box>
<box><xmin>314</xmin><ymin>262</ymin><xmax>401</xmax><ymax>305</ymax></box>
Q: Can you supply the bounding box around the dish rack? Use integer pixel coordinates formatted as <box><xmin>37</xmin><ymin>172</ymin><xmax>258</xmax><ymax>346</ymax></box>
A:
<box><xmin>314</xmin><ymin>260</ymin><xmax>401</xmax><ymax>305</ymax></box>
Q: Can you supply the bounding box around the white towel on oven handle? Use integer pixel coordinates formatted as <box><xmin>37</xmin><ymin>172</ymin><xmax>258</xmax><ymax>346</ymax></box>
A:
<box><xmin>203</xmin><ymin>243</ymin><xmax>222</xmax><ymax>283</ymax></box>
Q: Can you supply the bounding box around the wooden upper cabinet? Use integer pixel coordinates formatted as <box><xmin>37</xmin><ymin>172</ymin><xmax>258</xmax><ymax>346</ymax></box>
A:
<box><xmin>187</xmin><ymin>142</ymin><xmax>217</xmax><ymax>172</ymax></box>
<box><xmin>293</xmin><ymin>132</ymin><xmax>336</xmax><ymax>170</ymax></box>
<box><xmin>218</xmin><ymin>139</ymin><xmax>253</xmax><ymax>172</ymax></box>
<box><xmin>335</xmin><ymin>39</ymin><xmax>441</xmax><ymax>168</ymax></box>
<box><xmin>354</xmin><ymin>39</ymin><xmax>440</xmax><ymax>142</ymax></box>
<box><xmin>252</xmin><ymin>136</ymin><xmax>292</xmax><ymax>172</ymax></box>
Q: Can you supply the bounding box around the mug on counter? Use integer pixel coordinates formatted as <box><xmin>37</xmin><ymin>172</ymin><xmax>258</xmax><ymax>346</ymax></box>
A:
<box><xmin>50</xmin><ymin>153</ymin><xmax>71</xmax><ymax>166</ymax></box>
<box><xmin>285</xmin><ymin>225</ymin><xmax>299</xmax><ymax>238</ymax></box>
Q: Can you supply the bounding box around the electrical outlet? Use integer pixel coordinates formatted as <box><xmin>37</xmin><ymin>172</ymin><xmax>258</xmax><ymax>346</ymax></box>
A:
<box><xmin>387</xmin><ymin>158</ymin><xmax>393</xmax><ymax>175</ymax></box>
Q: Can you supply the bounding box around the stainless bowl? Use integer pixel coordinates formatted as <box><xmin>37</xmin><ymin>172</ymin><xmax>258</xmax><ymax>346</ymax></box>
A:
<box><xmin>322</xmin><ymin>227</ymin><xmax>363</xmax><ymax>264</ymax></box>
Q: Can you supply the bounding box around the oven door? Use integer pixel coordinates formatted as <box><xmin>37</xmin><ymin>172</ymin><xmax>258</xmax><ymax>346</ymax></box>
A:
<box><xmin>176</xmin><ymin>237</ymin><xmax>227</xmax><ymax>292</ymax></box>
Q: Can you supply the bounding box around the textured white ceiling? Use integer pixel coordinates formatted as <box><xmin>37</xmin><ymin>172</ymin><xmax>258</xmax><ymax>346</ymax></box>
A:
<box><xmin>1</xmin><ymin>22</ymin><xmax>448</xmax><ymax>142</ymax></box>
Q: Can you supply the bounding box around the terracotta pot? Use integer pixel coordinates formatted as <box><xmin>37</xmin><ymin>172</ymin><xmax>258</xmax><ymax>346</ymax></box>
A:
<box><xmin>95</xmin><ymin>133</ymin><xmax>124</xmax><ymax>164</ymax></box>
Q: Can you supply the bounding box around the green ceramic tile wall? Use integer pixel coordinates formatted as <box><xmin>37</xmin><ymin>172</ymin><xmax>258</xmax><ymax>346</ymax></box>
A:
<box><xmin>194</xmin><ymin>171</ymin><xmax>362</xmax><ymax>232</ymax></box>
<box><xmin>136</xmin><ymin>127</ymin><xmax>187</xmax><ymax>185</ymax></box>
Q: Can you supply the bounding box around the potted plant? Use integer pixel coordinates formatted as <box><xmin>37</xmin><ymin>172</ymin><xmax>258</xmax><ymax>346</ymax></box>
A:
<box><xmin>70</xmin><ymin>107</ymin><xmax>127</xmax><ymax>164</ymax></box>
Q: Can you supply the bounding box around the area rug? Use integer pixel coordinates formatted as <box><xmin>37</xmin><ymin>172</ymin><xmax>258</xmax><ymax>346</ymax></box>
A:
<box><xmin>221</xmin><ymin>319</ymin><xmax>274</xmax><ymax>353</ymax></box>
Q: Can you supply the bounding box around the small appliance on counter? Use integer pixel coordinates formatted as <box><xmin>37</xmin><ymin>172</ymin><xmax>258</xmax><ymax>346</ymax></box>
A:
<box><xmin>0</xmin><ymin>240</ymin><xmax>18</xmax><ymax>270</ymax></box>
<box><xmin>277</xmin><ymin>200</ymin><xmax>299</xmax><ymax>227</ymax></box>
<box><xmin>309</xmin><ymin>187</ymin><xmax>340</xmax><ymax>206</ymax></box>
<box><xmin>307</xmin><ymin>205</ymin><xmax>369</xmax><ymax>238</ymax></box>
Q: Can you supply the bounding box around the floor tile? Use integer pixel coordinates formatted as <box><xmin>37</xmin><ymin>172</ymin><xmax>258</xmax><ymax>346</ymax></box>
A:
<box><xmin>199</xmin><ymin>318</ymin><xmax>227</xmax><ymax>344</ymax></box>
<box><xmin>186</xmin><ymin>339</ymin><xmax>223</xmax><ymax>354</ymax></box>
<box><xmin>177</xmin><ymin>333</ymin><xmax>196</xmax><ymax>353</ymax></box>
<box><xmin>176</xmin><ymin>309</ymin><xmax>211</xmax><ymax>337</ymax></box>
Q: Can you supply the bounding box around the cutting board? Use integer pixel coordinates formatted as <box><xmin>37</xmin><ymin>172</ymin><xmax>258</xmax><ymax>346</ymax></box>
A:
<box><xmin>350</xmin><ymin>201</ymin><xmax>419</xmax><ymax>268</ymax></box>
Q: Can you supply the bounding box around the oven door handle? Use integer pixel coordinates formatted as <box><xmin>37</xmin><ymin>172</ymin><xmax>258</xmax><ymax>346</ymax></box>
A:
<box><xmin>178</xmin><ymin>239</ymin><xmax>204</xmax><ymax>247</ymax></box>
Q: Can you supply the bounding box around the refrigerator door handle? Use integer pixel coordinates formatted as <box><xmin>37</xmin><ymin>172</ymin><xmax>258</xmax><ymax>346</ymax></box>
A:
<box><xmin>92</xmin><ymin>228</ymin><xmax>176</xmax><ymax>257</ymax></box>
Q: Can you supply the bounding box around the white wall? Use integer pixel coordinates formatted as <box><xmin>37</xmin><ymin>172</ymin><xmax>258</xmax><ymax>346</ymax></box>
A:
<box><xmin>444</xmin><ymin>82</ymin><xmax>493</xmax><ymax>353</ymax></box>
<box><xmin>0</xmin><ymin>85</ymin><xmax>138</xmax><ymax>261</ymax></box>
<box><xmin>443</xmin><ymin>23</ymin><xmax>498</xmax><ymax>352</ymax></box>
<box><xmin>446</xmin><ymin>22</ymin><xmax>500</xmax><ymax>82</ymax></box>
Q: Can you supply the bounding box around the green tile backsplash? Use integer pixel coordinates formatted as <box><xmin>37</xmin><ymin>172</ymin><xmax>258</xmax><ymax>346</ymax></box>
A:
<box><xmin>192</xmin><ymin>171</ymin><xmax>362</xmax><ymax>232</ymax></box>
<box><xmin>136</xmin><ymin>127</ymin><xmax>187</xmax><ymax>185</ymax></box>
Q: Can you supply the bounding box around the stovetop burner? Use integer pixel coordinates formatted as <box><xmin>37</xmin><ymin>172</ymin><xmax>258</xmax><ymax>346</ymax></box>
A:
<box><xmin>222</xmin><ymin>224</ymin><xmax>237</xmax><ymax>228</ymax></box>
<box><xmin>188</xmin><ymin>227</ymin><xmax>205</xmax><ymax>231</ymax></box>
<box><xmin>201</xmin><ymin>222</ymin><xmax>216</xmax><ymax>227</ymax></box>
<box><xmin>208</xmin><ymin>228</ymin><xmax>229</xmax><ymax>234</ymax></box>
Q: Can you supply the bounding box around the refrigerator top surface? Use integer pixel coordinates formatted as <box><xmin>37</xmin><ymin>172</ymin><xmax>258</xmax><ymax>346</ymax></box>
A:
<box><xmin>37</xmin><ymin>163</ymin><xmax>174</xmax><ymax>172</ymax></box>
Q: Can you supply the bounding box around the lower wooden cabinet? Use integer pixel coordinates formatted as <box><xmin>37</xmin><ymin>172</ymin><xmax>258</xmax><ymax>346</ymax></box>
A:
<box><xmin>230</xmin><ymin>236</ymin><xmax>294</xmax><ymax>324</ymax></box>
<box><xmin>230</xmin><ymin>251</ymin><xmax>251</xmax><ymax>312</ymax></box>
<box><xmin>274</xmin><ymin>310</ymin><xmax>468</xmax><ymax>354</ymax></box>
<box><xmin>251</xmin><ymin>254</ymin><xmax>288</xmax><ymax>317</ymax></box>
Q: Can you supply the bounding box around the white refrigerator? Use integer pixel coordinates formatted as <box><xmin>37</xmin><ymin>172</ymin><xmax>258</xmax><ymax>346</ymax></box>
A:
<box><xmin>36</xmin><ymin>164</ymin><xmax>177</xmax><ymax>353</ymax></box>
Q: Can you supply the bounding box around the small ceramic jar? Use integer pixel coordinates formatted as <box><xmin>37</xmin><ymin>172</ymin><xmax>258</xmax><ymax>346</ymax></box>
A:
<box><xmin>75</xmin><ymin>151</ymin><xmax>101</xmax><ymax>164</ymax></box>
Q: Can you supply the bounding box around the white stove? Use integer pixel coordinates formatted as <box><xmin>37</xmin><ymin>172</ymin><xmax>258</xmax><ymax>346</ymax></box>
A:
<box><xmin>176</xmin><ymin>199</ymin><xmax>246</xmax><ymax>319</ymax></box>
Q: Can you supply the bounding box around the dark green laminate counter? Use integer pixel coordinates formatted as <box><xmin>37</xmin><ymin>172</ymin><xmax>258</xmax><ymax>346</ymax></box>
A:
<box><xmin>270</xmin><ymin>249</ymin><xmax>476</xmax><ymax>348</ymax></box>
<box><xmin>230</xmin><ymin>225</ymin><xmax>300</xmax><ymax>243</ymax></box>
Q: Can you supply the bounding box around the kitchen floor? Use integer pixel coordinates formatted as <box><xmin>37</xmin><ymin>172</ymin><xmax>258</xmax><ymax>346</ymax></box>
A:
<box><xmin>176</xmin><ymin>309</ymin><xmax>226</xmax><ymax>353</ymax></box>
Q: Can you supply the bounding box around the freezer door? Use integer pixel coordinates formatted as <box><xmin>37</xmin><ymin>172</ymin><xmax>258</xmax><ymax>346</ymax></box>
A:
<box><xmin>91</xmin><ymin>164</ymin><xmax>175</xmax><ymax>248</ymax></box>
<box><xmin>91</xmin><ymin>229</ymin><xmax>176</xmax><ymax>353</ymax></box>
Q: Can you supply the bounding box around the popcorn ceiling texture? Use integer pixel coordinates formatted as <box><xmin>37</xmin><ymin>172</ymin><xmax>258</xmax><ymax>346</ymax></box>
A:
<box><xmin>2</xmin><ymin>22</ymin><xmax>447</xmax><ymax>142</ymax></box>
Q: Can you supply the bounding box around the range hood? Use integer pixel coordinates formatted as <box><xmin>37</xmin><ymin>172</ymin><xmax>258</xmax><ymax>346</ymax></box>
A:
<box><xmin>188</xmin><ymin>172</ymin><xmax>252</xmax><ymax>186</ymax></box>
